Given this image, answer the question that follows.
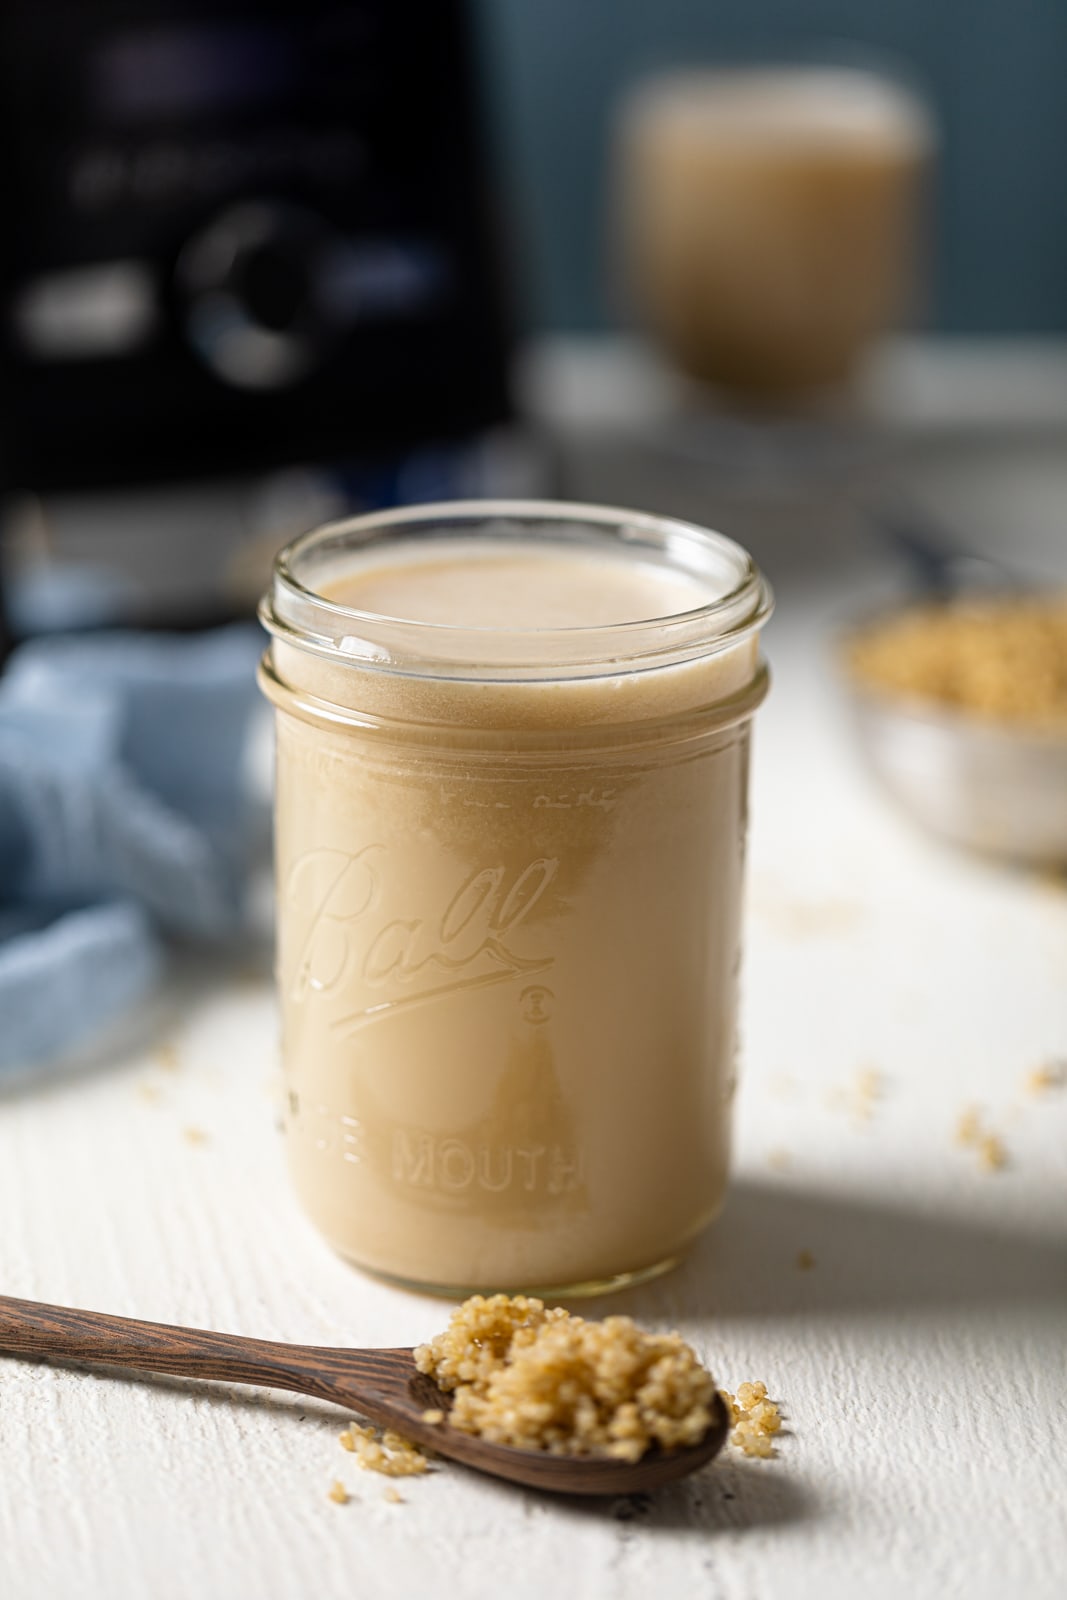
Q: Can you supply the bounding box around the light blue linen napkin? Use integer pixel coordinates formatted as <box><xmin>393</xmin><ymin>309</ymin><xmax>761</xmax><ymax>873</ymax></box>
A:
<box><xmin>0</xmin><ymin>625</ymin><xmax>266</xmax><ymax>1075</ymax></box>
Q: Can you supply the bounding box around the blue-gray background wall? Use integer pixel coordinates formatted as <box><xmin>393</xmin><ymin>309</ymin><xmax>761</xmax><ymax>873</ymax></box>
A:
<box><xmin>475</xmin><ymin>0</ymin><xmax>1067</xmax><ymax>334</ymax></box>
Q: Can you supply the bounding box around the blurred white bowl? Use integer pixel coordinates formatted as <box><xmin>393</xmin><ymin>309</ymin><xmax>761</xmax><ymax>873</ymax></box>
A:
<box><xmin>841</xmin><ymin>666</ymin><xmax>1067</xmax><ymax>866</ymax></box>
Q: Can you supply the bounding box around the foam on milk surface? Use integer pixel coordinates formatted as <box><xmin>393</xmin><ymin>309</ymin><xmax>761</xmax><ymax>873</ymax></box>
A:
<box><xmin>323</xmin><ymin>539</ymin><xmax>717</xmax><ymax>632</ymax></box>
<box><xmin>633</xmin><ymin>68</ymin><xmax>931</xmax><ymax>150</ymax></box>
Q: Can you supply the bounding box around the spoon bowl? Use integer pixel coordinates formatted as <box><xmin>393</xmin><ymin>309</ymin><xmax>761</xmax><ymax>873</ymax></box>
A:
<box><xmin>0</xmin><ymin>1294</ymin><xmax>729</xmax><ymax>1496</ymax></box>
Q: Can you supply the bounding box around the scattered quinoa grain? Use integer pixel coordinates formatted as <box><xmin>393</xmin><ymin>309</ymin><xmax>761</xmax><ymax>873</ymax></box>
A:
<box><xmin>854</xmin><ymin>1066</ymin><xmax>883</xmax><ymax>1118</ymax></box>
<box><xmin>826</xmin><ymin>1067</ymin><xmax>884</xmax><ymax>1125</ymax></box>
<box><xmin>732</xmin><ymin>1420</ymin><xmax>776</xmax><ymax>1459</ymax></box>
<box><xmin>383</xmin><ymin>1487</ymin><xmax>404</xmax><ymax>1504</ymax></box>
<box><xmin>182</xmin><ymin>1126</ymin><xmax>209</xmax><ymax>1146</ymax></box>
<box><xmin>338</xmin><ymin>1423</ymin><xmax>427</xmax><ymax>1477</ymax></box>
<box><xmin>978</xmin><ymin>1132</ymin><xmax>1007</xmax><ymax>1172</ymax></box>
<box><xmin>327</xmin><ymin>1480</ymin><xmax>349</xmax><ymax>1505</ymax></box>
<box><xmin>795</xmin><ymin>1249</ymin><xmax>816</xmax><ymax>1271</ymax></box>
<box><xmin>718</xmin><ymin>1389</ymin><xmax>740</xmax><ymax>1426</ymax></box>
<box><xmin>956</xmin><ymin>1107</ymin><xmax>1008</xmax><ymax>1172</ymax></box>
<box><xmin>844</xmin><ymin>1066</ymin><xmax>883</xmax><ymax>1123</ymax></box>
<box><xmin>956</xmin><ymin>1106</ymin><xmax>982</xmax><ymax>1147</ymax></box>
<box><xmin>749</xmin><ymin>1399</ymin><xmax>782</xmax><ymax>1435</ymax></box>
<box><xmin>727</xmin><ymin>1384</ymin><xmax>782</xmax><ymax>1458</ymax></box>
<box><xmin>1024</xmin><ymin>1062</ymin><xmax>1065</xmax><ymax>1096</ymax></box>
<box><xmin>420</xmin><ymin>1409</ymin><xmax>445</xmax><ymax>1425</ymax></box>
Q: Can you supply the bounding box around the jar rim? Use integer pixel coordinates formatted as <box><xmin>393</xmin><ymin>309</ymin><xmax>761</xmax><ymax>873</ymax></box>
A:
<box><xmin>260</xmin><ymin>499</ymin><xmax>773</xmax><ymax>681</ymax></box>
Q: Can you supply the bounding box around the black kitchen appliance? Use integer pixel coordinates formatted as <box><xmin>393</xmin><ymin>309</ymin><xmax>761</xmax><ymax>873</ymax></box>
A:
<box><xmin>0</xmin><ymin>0</ymin><xmax>512</xmax><ymax>500</ymax></box>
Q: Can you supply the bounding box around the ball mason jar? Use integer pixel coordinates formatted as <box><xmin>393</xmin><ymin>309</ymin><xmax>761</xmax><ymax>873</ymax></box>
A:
<box><xmin>258</xmin><ymin>501</ymin><xmax>772</xmax><ymax>1295</ymax></box>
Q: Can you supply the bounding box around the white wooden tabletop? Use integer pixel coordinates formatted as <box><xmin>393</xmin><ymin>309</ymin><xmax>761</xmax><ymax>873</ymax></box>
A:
<box><xmin>2</xmin><ymin>357</ymin><xmax>1066</xmax><ymax>1600</ymax></box>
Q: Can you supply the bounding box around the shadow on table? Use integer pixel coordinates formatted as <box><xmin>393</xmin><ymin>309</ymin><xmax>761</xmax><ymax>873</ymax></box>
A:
<box><xmin>548</xmin><ymin>1452</ymin><xmax>821</xmax><ymax>1537</ymax></box>
<box><xmin>587</xmin><ymin>1178</ymin><xmax>1067</xmax><ymax>1324</ymax></box>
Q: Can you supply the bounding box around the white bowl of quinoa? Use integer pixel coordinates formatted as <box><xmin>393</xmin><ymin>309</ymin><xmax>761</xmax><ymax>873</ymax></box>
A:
<box><xmin>839</xmin><ymin>592</ymin><xmax>1067</xmax><ymax>865</ymax></box>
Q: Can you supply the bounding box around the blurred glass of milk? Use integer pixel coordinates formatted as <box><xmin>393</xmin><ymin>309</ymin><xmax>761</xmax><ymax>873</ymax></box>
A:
<box><xmin>615</xmin><ymin>66</ymin><xmax>935</xmax><ymax>402</ymax></box>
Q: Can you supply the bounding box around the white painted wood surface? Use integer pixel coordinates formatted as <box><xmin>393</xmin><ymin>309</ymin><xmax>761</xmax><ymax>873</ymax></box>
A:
<box><xmin>2</xmin><ymin>362</ymin><xmax>1066</xmax><ymax>1600</ymax></box>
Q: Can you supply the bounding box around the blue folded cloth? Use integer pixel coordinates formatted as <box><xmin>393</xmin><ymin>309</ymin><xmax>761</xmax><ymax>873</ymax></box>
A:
<box><xmin>0</xmin><ymin>625</ymin><xmax>266</xmax><ymax>1075</ymax></box>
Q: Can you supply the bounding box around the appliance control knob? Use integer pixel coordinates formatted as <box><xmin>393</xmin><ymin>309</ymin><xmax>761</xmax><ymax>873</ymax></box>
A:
<box><xmin>176</xmin><ymin>203</ymin><xmax>340</xmax><ymax>389</ymax></box>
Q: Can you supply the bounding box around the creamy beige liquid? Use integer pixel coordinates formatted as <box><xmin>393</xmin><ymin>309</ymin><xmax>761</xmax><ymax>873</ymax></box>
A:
<box><xmin>620</xmin><ymin>69</ymin><xmax>932</xmax><ymax>396</ymax></box>
<box><xmin>267</xmin><ymin>538</ymin><xmax>764</xmax><ymax>1291</ymax></box>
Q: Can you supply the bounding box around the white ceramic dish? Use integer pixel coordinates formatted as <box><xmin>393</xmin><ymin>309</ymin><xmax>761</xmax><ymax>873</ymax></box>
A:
<box><xmin>841</xmin><ymin>661</ymin><xmax>1067</xmax><ymax>866</ymax></box>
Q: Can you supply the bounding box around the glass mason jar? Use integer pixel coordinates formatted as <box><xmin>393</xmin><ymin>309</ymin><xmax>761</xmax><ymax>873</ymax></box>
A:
<box><xmin>258</xmin><ymin>501</ymin><xmax>772</xmax><ymax>1296</ymax></box>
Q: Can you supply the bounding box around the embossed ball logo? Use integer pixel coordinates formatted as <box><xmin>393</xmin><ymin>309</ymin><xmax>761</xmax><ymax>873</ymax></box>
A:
<box><xmin>285</xmin><ymin>848</ymin><xmax>558</xmax><ymax>1032</ymax></box>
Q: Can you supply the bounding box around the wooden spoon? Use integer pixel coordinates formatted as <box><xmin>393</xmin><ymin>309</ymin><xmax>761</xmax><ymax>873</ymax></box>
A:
<box><xmin>0</xmin><ymin>1294</ymin><xmax>729</xmax><ymax>1496</ymax></box>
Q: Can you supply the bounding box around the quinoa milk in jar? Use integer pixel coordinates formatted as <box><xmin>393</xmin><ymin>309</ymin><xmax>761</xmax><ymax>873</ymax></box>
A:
<box><xmin>258</xmin><ymin>501</ymin><xmax>772</xmax><ymax>1295</ymax></box>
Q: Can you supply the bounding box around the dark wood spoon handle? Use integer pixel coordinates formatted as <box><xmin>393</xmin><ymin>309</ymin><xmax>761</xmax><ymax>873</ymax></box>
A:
<box><xmin>0</xmin><ymin>1294</ymin><xmax>413</xmax><ymax>1414</ymax></box>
